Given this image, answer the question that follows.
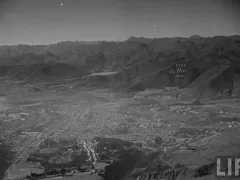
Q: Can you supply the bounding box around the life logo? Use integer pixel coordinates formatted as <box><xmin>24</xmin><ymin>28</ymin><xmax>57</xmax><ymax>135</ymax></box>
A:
<box><xmin>216</xmin><ymin>156</ymin><xmax>240</xmax><ymax>177</ymax></box>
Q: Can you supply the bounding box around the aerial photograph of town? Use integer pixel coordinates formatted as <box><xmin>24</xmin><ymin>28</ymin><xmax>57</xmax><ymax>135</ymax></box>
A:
<box><xmin>0</xmin><ymin>0</ymin><xmax>240</xmax><ymax>180</ymax></box>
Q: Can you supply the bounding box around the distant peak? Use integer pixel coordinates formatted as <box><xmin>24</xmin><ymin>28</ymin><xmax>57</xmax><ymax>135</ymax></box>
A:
<box><xmin>189</xmin><ymin>35</ymin><xmax>204</xmax><ymax>39</ymax></box>
<box><xmin>126</xmin><ymin>36</ymin><xmax>152</xmax><ymax>43</ymax></box>
<box><xmin>127</xmin><ymin>36</ymin><xmax>147</xmax><ymax>40</ymax></box>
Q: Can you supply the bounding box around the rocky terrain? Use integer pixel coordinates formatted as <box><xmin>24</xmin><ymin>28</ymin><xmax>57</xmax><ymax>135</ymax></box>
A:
<box><xmin>0</xmin><ymin>35</ymin><xmax>240</xmax><ymax>180</ymax></box>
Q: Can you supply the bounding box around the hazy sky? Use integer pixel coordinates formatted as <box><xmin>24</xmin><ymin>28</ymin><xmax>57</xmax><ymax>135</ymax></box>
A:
<box><xmin>0</xmin><ymin>0</ymin><xmax>239</xmax><ymax>45</ymax></box>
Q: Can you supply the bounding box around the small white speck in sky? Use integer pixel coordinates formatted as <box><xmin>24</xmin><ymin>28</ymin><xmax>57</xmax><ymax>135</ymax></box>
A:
<box><xmin>61</xmin><ymin>3</ymin><xmax>63</xmax><ymax>6</ymax></box>
<box><xmin>154</xmin><ymin>24</ymin><xmax>156</xmax><ymax>28</ymax></box>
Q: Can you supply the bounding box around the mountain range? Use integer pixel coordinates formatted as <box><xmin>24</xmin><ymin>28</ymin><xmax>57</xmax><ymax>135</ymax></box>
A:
<box><xmin>1</xmin><ymin>35</ymin><xmax>240</xmax><ymax>98</ymax></box>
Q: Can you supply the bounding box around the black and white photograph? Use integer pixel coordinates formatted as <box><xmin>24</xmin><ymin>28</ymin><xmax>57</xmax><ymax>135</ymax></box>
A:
<box><xmin>0</xmin><ymin>0</ymin><xmax>240</xmax><ymax>180</ymax></box>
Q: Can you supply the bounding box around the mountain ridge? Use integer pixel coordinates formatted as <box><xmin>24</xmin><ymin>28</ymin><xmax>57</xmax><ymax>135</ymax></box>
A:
<box><xmin>0</xmin><ymin>35</ymin><xmax>240</xmax><ymax>98</ymax></box>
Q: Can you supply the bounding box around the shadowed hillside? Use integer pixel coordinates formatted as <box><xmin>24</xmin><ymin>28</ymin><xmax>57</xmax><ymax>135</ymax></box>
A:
<box><xmin>0</xmin><ymin>35</ymin><xmax>240</xmax><ymax>95</ymax></box>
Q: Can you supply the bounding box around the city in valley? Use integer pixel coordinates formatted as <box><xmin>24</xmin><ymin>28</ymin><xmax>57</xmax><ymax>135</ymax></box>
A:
<box><xmin>0</xmin><ymin>35</ymin><xmax>240</xmax><ymax>180</ymax></box>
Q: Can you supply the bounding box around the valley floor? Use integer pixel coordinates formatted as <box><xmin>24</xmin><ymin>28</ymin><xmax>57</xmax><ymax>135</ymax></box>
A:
<box><xmin>1</xmin><ymin>80</ymin><xmax>240</xmax><ymax>180</ymax></box>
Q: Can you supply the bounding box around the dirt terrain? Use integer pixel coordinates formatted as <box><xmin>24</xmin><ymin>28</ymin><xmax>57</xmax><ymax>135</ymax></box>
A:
<box><xmin>1</xmin><ymin>78</ymin><xmax>240</xmax><ymax>180</ymax></box>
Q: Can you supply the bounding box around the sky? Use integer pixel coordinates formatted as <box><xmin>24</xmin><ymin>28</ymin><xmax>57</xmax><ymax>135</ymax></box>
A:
<box><xmin>0</xmin><ymin>0</ymin><xmax>239</xmax><ymax>45</ymax></box>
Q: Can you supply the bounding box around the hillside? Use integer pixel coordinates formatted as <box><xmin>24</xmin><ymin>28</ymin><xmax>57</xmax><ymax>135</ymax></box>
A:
<box><xmin>0</xmin><ymin>35</ymin><xmax>240</xmax><ymax>97</ymax></box>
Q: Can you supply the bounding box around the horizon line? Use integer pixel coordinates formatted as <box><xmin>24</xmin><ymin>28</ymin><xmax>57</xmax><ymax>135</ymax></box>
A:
<box><xmin>1</xmin><ymin>34</ymin><xmax>239</xmax><ymax>47</ymax></box>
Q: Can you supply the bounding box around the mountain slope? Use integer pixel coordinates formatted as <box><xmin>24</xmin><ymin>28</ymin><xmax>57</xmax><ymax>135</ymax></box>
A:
<box><xmin>0</xmin><ymin>36</ymin><xmax>240</xmax><ymax>95</ymax></box>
